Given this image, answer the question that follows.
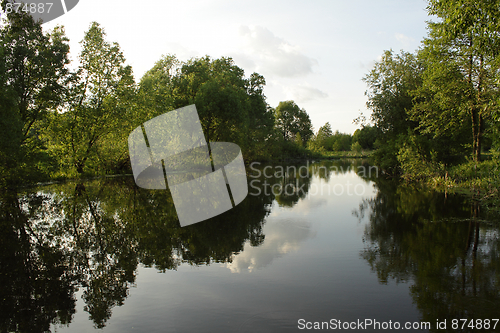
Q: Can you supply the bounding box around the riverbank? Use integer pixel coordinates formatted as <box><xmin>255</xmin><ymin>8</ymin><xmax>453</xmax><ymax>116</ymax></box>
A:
<box><xmin>401</xmin><ymin>156</ymin><xmax>500</xmax><ymax>214</ymax></box>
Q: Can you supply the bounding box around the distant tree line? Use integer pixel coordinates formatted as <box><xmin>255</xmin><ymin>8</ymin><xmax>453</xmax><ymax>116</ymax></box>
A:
<box><xmin>306</xmin><ymin>121</ymin><xmax>379</xmax><ymax>153</ymax></box>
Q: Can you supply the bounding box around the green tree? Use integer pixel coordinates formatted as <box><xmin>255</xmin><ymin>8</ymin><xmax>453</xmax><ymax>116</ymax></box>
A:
<box><xmin>0</xmin><ymin>42</ymin><xmax>22</xmax><ymax>186</ymax></box>
<box><xmin>352</xmin><ymin>125</ymin><xmax>379</xmax><ymax>150</ymax></box>
<box><xmin>170</xmin><ymin>56</ymin><xmax>251</xmax><ymax>146</ymax></box>
<box><xmin>363</xmin><ymin>50</ymin><xmax>423</xmax><ymax>174</ymax></box>
<box><xmin>412</xmin><ymin>0</ymin><xmax>500</xmax><ymax>162</ymax></box>
<box><xmin>138</xmin><ymin>54</ymin><xmax>179</xmax><ymax>120</ymax></box>
<box><xmin>47</xmin><ymin>22</ymin><xmax>136</xmax><ymax>175</ymax></box>
<box><xmin>294</xmin><ymin>132</ymin><xmax>303</xmax><ymax>147</ymax></box>
<box><xmin>316</xmin><ymin>122</ymin><xmax>333</xmax><ymax>150</ymax></box>
<box><xmin>245</xmin><ymin>73</ymin><xmax>275</xmax><ymax>159</ymax></box>
<box><xmin>0</xmin><ymin>1</ymin><xmax>71</xmax><ymax>183</ymax></box>
<box><xmin>363</xmin><ymin>50</ymin><xmax>421</xmax><ymax>137</ymax></box>
<box><xmin>274</xmin><ymin>100</ymin><xmax>313</xmax><ymax>143</ymax></box>
<box><xmin>141</xmin><ymin>55</ymin><xmax>273</xmax><ymax>160</ymax></box>
<box><xmin>330</xmin><ymin>130</ymin><xmax>352</xmax><ymax>151</ymax></box>
<box><xmin>351</xmin><ymin>141</ymin><xmax>362</xmax><ymax>153</ymax></box>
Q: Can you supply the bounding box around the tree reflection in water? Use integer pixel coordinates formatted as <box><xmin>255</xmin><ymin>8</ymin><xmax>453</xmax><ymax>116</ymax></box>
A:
<box><xmin>4</xmin><ymin>160</ymin><xmax>495</xmax><ymax>332</ymax></box>
<box><xmin>355</xmin><ymin>177</ymin><xmax>500</xmax><ymax>330</ymax></box>
<box><xmin>0</xmin><ymin>162</ymin><xmax>304</xmax><ymax>330</ymax></box>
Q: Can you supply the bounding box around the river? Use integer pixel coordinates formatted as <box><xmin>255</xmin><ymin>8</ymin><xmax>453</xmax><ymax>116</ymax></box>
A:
<box><xmin>1</xmin><ymin>160</ymin><xmax>498</xmax><ymax>332</ymax></box>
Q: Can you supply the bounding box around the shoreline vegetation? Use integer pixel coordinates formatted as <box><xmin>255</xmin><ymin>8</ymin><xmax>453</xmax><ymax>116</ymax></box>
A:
<box><xmin>0</xmin><ymin>6</ymin><xmax>376</xmax><ymax>189</ymax></box>
<box><xmin>1</xmin><ymin>1</ymin><xmax>499</xmax><ymax>213</ymax></box>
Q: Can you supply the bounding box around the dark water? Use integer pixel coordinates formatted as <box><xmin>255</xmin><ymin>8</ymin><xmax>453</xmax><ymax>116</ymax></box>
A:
<box><xmin>1</xmin><ymin>160</ymin><xmax>499</xmax><ymax>332</ymax></box>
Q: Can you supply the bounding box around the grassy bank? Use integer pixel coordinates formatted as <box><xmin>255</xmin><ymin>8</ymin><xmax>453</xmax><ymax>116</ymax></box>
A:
<box><xmin>399</xmin><ymin>153</ymin><xmax>500</xmax><ymax>214</ymax></box>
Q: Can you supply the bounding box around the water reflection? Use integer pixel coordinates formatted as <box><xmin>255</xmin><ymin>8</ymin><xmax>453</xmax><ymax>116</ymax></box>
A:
<box><xmin>0</xmin><ymin>191</ymin><xmax>77</xmax><ymax>333</ymax></box>
<box><xmin>1</xmin><ymin>160</ymin><xmax>498</xmax><ymax>332</ymax></box>
<box><xmin>356</xmin><ymin>177</ymin><xmax>500</xmax><ymax>330</ymax></box>
<box><xmin>2</xmin><ymin>160</ymin><xmax>335</xmax><ymax>330</ymax></box>
<box><xmin>225</xmin><ymin>219</ymin><xmax>314</xmax><ymax>273</ymax></box>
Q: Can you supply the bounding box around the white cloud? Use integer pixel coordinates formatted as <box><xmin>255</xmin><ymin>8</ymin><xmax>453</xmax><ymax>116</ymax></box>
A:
<box><xmin>237</xmin><ymin>25</ymin><xmax>318</xmax><ymax>78</ymax></box>
<box><xmin>225</xmin><ymin>219</ymin><xmax>315</xmax><ymax>273</ymax></box>
<box><xmin>284</xmin><ymin>84</ymin><xmax>328</xmax><ymax>103</ymax></box>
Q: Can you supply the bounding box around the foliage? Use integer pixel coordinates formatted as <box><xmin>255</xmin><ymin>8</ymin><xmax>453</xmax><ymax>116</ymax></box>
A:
<box><xmin>0</xmin><ymin>1</ymin><xmax>71</xmax><ymax>185</ymax></box>
<box><xmin>405</xmin><ymin>0</ymin><xmax>500</xmax><ymax>163</ymax></box>
<box><xmin>313</xmin><ymin>122</ymin><xmax>333</xmax><ymax>150</ymax></box>
<box><xmin>362</xmin><ymin>50</ymin><xmax>423</xmax><ymax>174</ymax></box>
<box><xmin>396</xmin><ymin>131</ymin><xmax>444</xmax><ymax>181</ymax></box>
<box><xmin>274</xmin><ymin>100</ymin><xmax>313</xmax><ymax>144</ymax></box>
<box><xmin>360</xmin><ymin>0</ymin><xmax>500</xmax><ymax>209</ymax></box>
<box><xmin>308</xmin><ymin>124</ymin><xmax>354</xmax><ymax>153</ymax></box>
<box><xmin>351</xmin><ymin>141</ymin><xmax>362</xmax><ymax>153</ymax></box>
<box><xmin>352</xmin><ymin>125</ymin><xmax>379</xmax><ymax>150</ymax></box>
<box><xmin>139</xmin><ymin>55</ymin><xmax>276</xmax><ymax>161</ymax></box>
<box><xmin>422</xmin><ymin>0</ymin><xmax>500</xmax><ymax>162</ymax></box>
<box><xmin>363</xmin><ymin>50</ymin><xmax>421</xmax><ymax>137</ymax></box>
<box><xmin>45</xmin><ymin>22</ymin><xmax>136</xmax><ymax>176</ymax></box>
<box><xmin>0</xmin><ymin>14</ymin><xmax>350</xmax><ymax>185</ymax></box>
<box><xmin>330</xmin><ymin>130</ymin><xmax>352</xmax><ymax>151</ymax></box>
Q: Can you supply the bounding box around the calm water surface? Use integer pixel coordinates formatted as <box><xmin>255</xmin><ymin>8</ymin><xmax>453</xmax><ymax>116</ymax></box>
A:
<box><xmin>1</xmin><ymin>160</ymin><xmax>499</xmax><ymax>332</ymax></box>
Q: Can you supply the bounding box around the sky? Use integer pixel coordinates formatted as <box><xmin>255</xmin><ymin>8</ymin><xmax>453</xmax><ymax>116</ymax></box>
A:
<box><xmin>40</xmin><ymin>0</ymin><xmax>432</xmax><ymax>134</ymax></box>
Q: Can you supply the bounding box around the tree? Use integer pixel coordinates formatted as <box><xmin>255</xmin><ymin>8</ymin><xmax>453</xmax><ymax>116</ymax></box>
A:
<box><xmin>363</xmin><ymin>50</ymin><xmax>423</xmax><ymax>173</ymax></box>
<box><xmin>274</xmin><ymin>100</ymin><xmax>313</xmax><ymax>143</ymax></box>
<box><xmin>138</xmin><ymin>54</ymin><xmax>179</xmax><ymax>120</ymax></box>
<box><xmin>142</xmin><ymin>55</ymin><xmax>273</xmax><ymax>159</ymax></box>
<box><xmin>330</xmin><ymin>131</ymin><xmax>352</xmax><ymax>151</ymax></box>
<box><xmin>412</xmin><ymin>0</ymin><xmax>500</xmax><ymax>162</ymax></box>
<box><xmin>0</xmin><ymin>1</ymin><xmax>71</xmax><ymax>183</ymax></box>
<box><xmin>170</xmin><ymin>56</ymin><xmax>250</xmax><ymax>146</ymax></box>
<box><xmin>0</xmin><ymin>41</ymin><xmax>22</xmax><ymax>186</ymax></box>
<box><xmin>316</xmin><ymin>122</ymin><xmax>333</xmax><ymax>150</ymax></box>
<box><xmin>245</xmin><ymin>73</ymin><xmax>275</xmax><ymax>157</ymax></box>
<box><xmin>352</xmin><ymin>125</ymin><xmax>379</xmax><ymax>150</ymax></box>
<box><xmin>363</xmin><ymin>50</ymin><xmax>421</xmax><ymax>137</ymax></box>
<box><xmin>294</xmin><ymin>132</ymin><xmax>303</xmax><ymax>147</ymax></box>
<box><xmin>47</xmin><ymin>22</ymin><xmax>136</xmax><ymax>175</ymax></box>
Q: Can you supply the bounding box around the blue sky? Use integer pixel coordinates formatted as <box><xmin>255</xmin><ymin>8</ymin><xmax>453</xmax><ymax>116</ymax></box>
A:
<box><xmin>42</xmin><ymin>0</ymin><xmax>431</xmax><ymax>134</ymax></box>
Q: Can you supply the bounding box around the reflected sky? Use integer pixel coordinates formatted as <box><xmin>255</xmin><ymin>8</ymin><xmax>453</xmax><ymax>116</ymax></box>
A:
<box><xmin>2</xmin><ymin>161</ymin><xmax>498</xmax><ymax>332</ymax></box>
<box><xmin>225</xmin><ymin>218</ymin><xmax>315</xmax><ymax>273</ymax></box>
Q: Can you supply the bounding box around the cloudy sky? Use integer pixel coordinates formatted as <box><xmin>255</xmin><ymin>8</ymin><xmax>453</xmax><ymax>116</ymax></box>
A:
<box><xmin>42</xmin><ymin>0</ymin><xmax>431</xmax><ymax>134</ymax></box>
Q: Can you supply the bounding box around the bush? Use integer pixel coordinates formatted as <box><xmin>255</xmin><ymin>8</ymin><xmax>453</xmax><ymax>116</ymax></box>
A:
<box><xmin>351</xmin><ymin>142</ymin><xmax>362</xmax><ymax>153</ymax></box>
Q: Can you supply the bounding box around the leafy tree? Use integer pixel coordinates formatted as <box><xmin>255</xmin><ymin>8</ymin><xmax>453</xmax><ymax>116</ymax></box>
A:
<box><xmin>0</xmin><ymin>1</ymin><xmax>71</xmax><ymax>183</ymax></box>
<box><xmin>137</xmin><ymin>54</ymin><xmax>179</xmax><ymax>120</ymax></box>
<box><xmin>415</xmin><ymin>0</ymin><xmax>500</xmax><ymax>162</ymax></box>
<box><xmin>363</xmin><ymin>50</ymin><xmax>421</xmax><ymax>137</ymax></box>
<box><xmin>351</xmin><ymin>141</ymin><xmax>362</xmax><ymax>153</ymax></box>
<box><xmin>0</xmin><ymin>42</ymin><xmax>22</xmax><ymax>187</ymax></box>
<box><xmin>140</xmin><ymin>55</ymin><xmax>273</xmax><ymax>160</ymax></box>
<box><xmin>47</xmin><ymin>22</ymin><xmax>136</xmax><ymax>175</ymax></box>
<box><xmin>170</xmin><ymin>56</ymin><xmax>250</xmax><ymax>146</ymax></box>
<box><xmin>245</xmin><ymin>73</ymin><xmax>275</xmax><ymax>158</ymax></box>
<box><xmin>316</xmin><ymin>122</ymin><xmax>333</xmax><ymax>150</ymax></box>
<box><xmin>330</xmin><ymin>131</ymin><xmax>352</xmax><ymax>151</ymax></box>
<box><xmin>294</xmin><ymin>132</ymin><xmax>303</xmax><ymax>147</ymax></box>
<box><xmin>317</xmin><ymin>122</ymin><xmax>333</xmax><ymax>139</ymax></box>
<box><xmin>352</xmin><ymin>125</ymin><xmax>379</xmax><ymax>150</ymax></box>
<box><xmin>363</xmin><ymin>50</ymin><xmax>423</xmax><ymax>174</ymax></box>
<box><xmin>274</xmin><ymin>100</ymin><xmax>313</xmax><ymax>143</ymax></box>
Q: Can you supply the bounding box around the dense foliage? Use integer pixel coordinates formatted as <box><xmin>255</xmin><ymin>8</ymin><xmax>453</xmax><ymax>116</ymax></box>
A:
<box><xmin>0</xmin><ymin>5</ymin><xmax>319</xmax><ymax>186</ymax></box>
<box><xmin>363</xmin><ymin>0</ymin><xmax>500</xmax><ymax>190</ymax></box>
